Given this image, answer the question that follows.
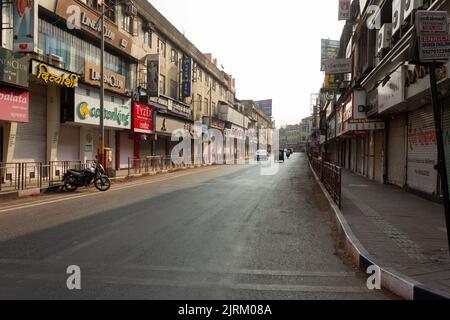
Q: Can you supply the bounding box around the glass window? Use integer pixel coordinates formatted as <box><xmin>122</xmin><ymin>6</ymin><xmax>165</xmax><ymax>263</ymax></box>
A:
<box><xmin>143</xmin><ymin>30</ymin><xmax>152</xmax><ymax>48</ymax></box>
<box><xmin>170</xmin><ymin>80</ymin><xmax>178</xmax><ymax>100</ymax></box>
<box><xmin>158</xmin><ymin>39</ymin><xmax>166</xmax><ymax>58</ymax></box>
<box><xmin>171</xmin><ymin>49</ymin><xmax>178</xmax><ymax>65</ymax></box>
<box><xmin>159</xmin><ymin>74</ymin><xmax>166</xmax><ymax>95</ymax></box>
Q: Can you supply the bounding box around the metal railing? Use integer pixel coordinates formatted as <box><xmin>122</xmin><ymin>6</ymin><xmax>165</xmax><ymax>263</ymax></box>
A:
<box><xmin>309</xmin><ymin>156</ymin><xmax>342</xmax><ymax>209</ymax></box>
<box><xmin>0</xmin><ymin>160</ymin><xmax>96</xmax><ymax>193</ymax></box>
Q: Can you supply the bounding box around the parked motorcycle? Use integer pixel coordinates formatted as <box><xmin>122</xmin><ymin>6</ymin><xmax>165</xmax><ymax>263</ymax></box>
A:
<box><xmin>62</xmin><ymin>162</ymin><xmax>111</xmax><ymax>192</ymax></box>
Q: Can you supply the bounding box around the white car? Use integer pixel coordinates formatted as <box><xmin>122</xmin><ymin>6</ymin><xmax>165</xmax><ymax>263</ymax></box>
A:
<box><xmin>255</xmin><ymin>150</ymin><xmax>269</xmax><ymax>161</ymax></box>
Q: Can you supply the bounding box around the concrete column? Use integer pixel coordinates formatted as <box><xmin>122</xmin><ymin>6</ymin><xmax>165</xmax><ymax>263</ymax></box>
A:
<box><xmin>46</xmin><ymin>86</ymin><xmax>61</xmax><ymax>163</ymax></box>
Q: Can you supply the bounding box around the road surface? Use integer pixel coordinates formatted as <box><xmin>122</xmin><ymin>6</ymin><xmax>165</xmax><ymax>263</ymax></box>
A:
<box><xmin>0</xmin><ymin>154</ymin><xmax>395</xmax><ymax>299</ymax></box>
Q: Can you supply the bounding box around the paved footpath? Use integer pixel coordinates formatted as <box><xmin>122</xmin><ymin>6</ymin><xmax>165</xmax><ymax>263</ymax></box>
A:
<box><xmin>339</xmin><ymin>170</ymin><xmax>450</xmax><ymax>297</ymax></box>
<box><xmin>0</xmin><ymin>154</ymin><xmax>394</xmax><ymax>299</ymax></box>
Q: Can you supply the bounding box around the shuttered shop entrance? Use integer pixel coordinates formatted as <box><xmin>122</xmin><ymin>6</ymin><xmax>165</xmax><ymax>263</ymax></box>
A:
<box><xmin>443</xmin><ymin>99</ymin><xmax>450</xmax><ymax>196</ymax></box>
<box><xmin>407</xmin><ymin>105</ymin><xmax>438</xmax><ymax>195</ymax></box>
<box><xmin>57</xmin><ymin>126</ymin><xmax>80</xmax><ymax>161</ymax></box>
<box><xmin>387</xmin><ymin>114</ymin><xmax>407</xmax><ymax>187</ymax></box>
<box><xmin>374</xmin><ymin>130</ymin><xmax>383</xmax><ymax>183</ymax></box>
<box><xmin>13</xmin><ymin>83</ymin><xmax>47</xmax><ymax>163</ymax></box>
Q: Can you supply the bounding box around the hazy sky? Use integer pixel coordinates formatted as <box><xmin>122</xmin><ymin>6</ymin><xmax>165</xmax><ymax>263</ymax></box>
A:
<box><xmin>150</xmin><ymin>0</ymin><xmax>345</xmax><ymax>127</ymax></box>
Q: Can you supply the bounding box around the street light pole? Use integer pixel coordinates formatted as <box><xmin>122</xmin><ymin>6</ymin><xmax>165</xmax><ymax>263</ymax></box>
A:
<box><xmin>98</xmin><ymin>1</ymin><xmax>106</xmax><ymax>166</ymax></box>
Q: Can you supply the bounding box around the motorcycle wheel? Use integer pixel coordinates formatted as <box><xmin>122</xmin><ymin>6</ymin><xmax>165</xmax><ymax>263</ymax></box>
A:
<box><xmin>94</xmin><ymin>176</ymin><xmax>111</xmax><ymax>192</ymax></box>
<box><xmin>64</xmin><ymin>175</ymin><xmax>78</xmax><ymax>192</ymax></box>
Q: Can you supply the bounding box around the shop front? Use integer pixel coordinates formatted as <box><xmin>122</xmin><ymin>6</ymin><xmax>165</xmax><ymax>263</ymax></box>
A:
<box><xmin>130</xmin><ymin>101</ymin><xmax>156</xmax><ymax>159</ymax></box>
<box><xmin>155</xmin><ymin>113</ymin><xmax>193</xmax><ymax>157</ymax></box>
<box><xmin>61</xmin><ymin>83</ymin><xmax>131</xmax><ymax>171</ymax></box>
<box><xmin>0</xmin><ymin>47</ymin><xmax>30</xmax><ymax>164</ymax></box>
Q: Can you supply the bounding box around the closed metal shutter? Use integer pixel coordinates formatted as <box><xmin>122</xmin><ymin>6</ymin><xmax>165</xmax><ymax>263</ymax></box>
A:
<box><xmin>374</xmin><ymin>130</ymin><xmax>384</xmax><ymax>183</ymax></box>
<box><xmin>13</xmin><ymin>83</ymin><xmax>47</xmax><ymax>163</ymax></box>
<box><xmin>120</xmin><ymin>131</ymin><xmax>134</xmax><ymax>169</ymax></box>
<box><xmin>139</xmin><ymin>140</ymin><xmax>153</xmax><ymax>158</ymax></box>
<box><xmin>443</xmin><ymin>98</ymin><xmax>450</xmax><ymax>197</ymax></box>
<box><xmin>387</xmin><ymin>114</ymin><xmax>407</xmax><ymax>187</ymax></box>
<box><xmin>57</xmin><ymin>126</ymin><xmax>80</xmax><ymax>161</ymax></box>
<box><xmin>407</xmin><ymin>105</ymin><xmax>438</xmax><ymax>195</ymax></box>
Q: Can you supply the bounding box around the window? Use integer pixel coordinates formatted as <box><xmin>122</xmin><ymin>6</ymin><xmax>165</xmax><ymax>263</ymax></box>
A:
<box><xmin>104</xmin><ymin>0</ymin><xmax>116</xmax><ymax>22</ymax></box>
<box><xmin>121</xmin><ymin>7</ymin><xmax>133</xmax><ymax>34</ymax></box>
<box><xmin>198</xmin><ymin>69</ymin><xmax>203</xmax><ymax>82</ymax></box>
<box><xmin>170</xmin><ymin>79</ymin><xmax>178</xmax><ymax>100</ymax></box>
<box><xmin>159</xmin><ymin>74</ymin><xmax>166</xmax><ymax>95</ymax></box>
<box><xmin>171</xmin><ymin>49</ymin><xmax>178</xmax><ymax>65</ymax></box>
<box><xmin>204</xmin><ymin>98</ymin><xmax>209</xmax><ymax>114</ymax></box>
<box><xmin>212</xmin><ymin>102</ymin><xmax>216</xmax><ymax>116</ymax></box>
<box><xmin>143</xmin><ymin>30</ymin><xmax>152</xmax><ymax>48</ymax></box>
<box><xmin>212</xmin><ymin>81</ymin><xmax>216</xmax><ymax>92</ymax></box>
<box><xmin>158</xmin><ymin>39</ymin><xmax>166</xmax><ymax>58</ymax></box>
<box><xmin>0</xmin><ymin>1</ymin><xmax>13</xmax><ymax>49</ymax></box>
<box><xmin>193</xmin><ymin>62</ymin><xmax>198</xmax><ymax>82</ymax></box>
<box><xmin>197</xmin><ymin>94</ymin><xmax>202</xmax><ymax>113</ymax></box>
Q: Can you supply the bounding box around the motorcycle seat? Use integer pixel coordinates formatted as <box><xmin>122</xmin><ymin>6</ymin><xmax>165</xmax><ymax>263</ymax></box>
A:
<box><xmin>68</xmin><ymin>170</ymin><xmax>84</xmax><ymax>177</ymax></box>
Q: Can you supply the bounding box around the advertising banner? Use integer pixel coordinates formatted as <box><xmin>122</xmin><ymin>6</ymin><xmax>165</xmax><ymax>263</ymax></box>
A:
<box><xmin>338</xmin><ymin>0</ymin><xmax>351</xmax><ymax>21</ymax></box>
<box><xmin>147</xmin><ymin>54</ymin><xmax>160</xmax><ymax>97</ymax></box>
<box><xmin>321</xmin><ymin>39</ymin><xmax>340</xmax><ymax>71</ymax></box>
<box><xmin>255</xmin><ymin>99</ymin><xmax>273</xmax><ymax>117</ymax></box>
<box><xmin>133</xmin><ymin>102</ymin><xmax>155</xmax><ymax>134</ymax></box>
<box><xmin>0</xmin><ymin>86</ymin><xmax>29</xmax><ymax>122</ymax></box>
<box><xmin>13</xmin><ymin>0</ymin><xmax>38</xmax><ymax>52</ymax></box>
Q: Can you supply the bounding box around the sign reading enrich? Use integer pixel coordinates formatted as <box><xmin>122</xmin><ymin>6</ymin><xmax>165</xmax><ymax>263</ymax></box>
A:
<box><xmin>31</xmin><ymin>60</ymin><xmax>79</xmax><ymax>88</ymax></box>
<box><xmin>323</xmin><ymin>58</ymin><xmax>352</xmax><ymax>74</ymax></box>
<box><xmin>75</xmin><ymin>84</ymin><xmax>131</xmax><ymax>129</ymax></box>
<box><xmin>133</xmin><ymin>102</ymin><xmax>155</xmax><ymax>134</ymax></box>
<box><xmin>84</xmin><ymin>62</ymin><xmax>125</xmax><ymax>95</ymax></box>
<box><xmin>55</xmin><ymin>0</ymin><xmax>131</xmax><ymax>54</ymax></box>
<box><xmin>0</xmin><ymin>86</ymin><xmax>29</xmax><ymax>123</ymax></box>
<box><xmin>416</xmin><ymin>11</ymin><xmax>450</xmax><ymax>62</ymax></box>
<box><xmin>0</xmin><ymin>47</ymin><xmax>28</xmax><ymax>87</ymax></box>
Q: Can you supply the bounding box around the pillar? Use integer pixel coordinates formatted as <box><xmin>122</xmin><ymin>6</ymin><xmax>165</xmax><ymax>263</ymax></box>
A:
<box><xmin>46</xmin><ymin>86</ymin><xmax>61</xmax><ymax>163</ymax></box>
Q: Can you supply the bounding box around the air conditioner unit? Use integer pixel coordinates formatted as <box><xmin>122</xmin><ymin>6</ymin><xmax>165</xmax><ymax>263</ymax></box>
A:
<box><xmin>126</xmin><ymin>4</ymin><xmax>137</xmax><ymax>17</ymax></box>
<box><xmin>403</xmin><ymin>0</ymin><xmax>423</xmax><ymax>22</ymax></box>
<box><xmin>392</xmin><ymin>0</ymin><xmax>404</xmax><ymax>36</ymax></box>
<box><xmin>377</xmin><ymin>23</ymin><xmax>393</xmax><ymax>53</ymax></box>
<box><xmin>143</xmin><ymin>21</ymin><xmax>154</xmax><ymax>32</ymax></box>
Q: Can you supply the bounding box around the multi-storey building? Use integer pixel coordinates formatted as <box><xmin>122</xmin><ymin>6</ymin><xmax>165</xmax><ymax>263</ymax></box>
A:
<box><xmin>320</xmin><ymin>0</ymin><xmax>450</xmax><ymax>201</ymax></box>
<box><xmin>0</xmin><ymin>0</ymin><xmax>246</xmax><ymax>173</ymax></box>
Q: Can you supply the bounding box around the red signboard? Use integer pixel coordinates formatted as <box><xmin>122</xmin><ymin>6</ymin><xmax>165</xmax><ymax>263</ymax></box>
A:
<box><xmin>0</xmin><ymin>86</ymin><xmax>29</xmax><ymax>122</ymax></box>
<box><xmin>133</xmin><ymin>101</ymin><xmax>154</xmax><ymax>134</ymax></box>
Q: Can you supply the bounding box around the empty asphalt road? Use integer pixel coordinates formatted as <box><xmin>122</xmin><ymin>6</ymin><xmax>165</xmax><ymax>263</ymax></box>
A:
<box><xmin>0</xmin><ymin>154</ymin><xmax>395</xmax><ymax>299</ymax></box>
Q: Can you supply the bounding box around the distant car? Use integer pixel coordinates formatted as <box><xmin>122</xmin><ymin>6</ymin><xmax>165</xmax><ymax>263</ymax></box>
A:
<box><xmin>255</xmin><ymin>150</ymin><xmax>269</xmax><ymax>161</ymax></box>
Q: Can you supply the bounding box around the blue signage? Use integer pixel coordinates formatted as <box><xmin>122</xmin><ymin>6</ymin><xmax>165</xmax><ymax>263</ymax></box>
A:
<box><xmin>181</xmin><ymin>56</ymin><xmax>192</xmax><ymax>97</ymax></box>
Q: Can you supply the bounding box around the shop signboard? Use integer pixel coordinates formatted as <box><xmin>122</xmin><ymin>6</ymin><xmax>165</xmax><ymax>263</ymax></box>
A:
<box><xmin>0</xmin><ymin>86</ymin><xmax>29</xmax><ymax>122</ymax></box>
<box><xmin>31</xmin><ymin>60</ymin><xmax>80</xmax><ymax>88</ymax></box>
<box><xmin>416</xmin><ymin>11</ymin><xmax>450</xmax><ymax>62</ymax></box>
<box><xmin>156</xmin><ymin>114</ymin><xmax>193</xmax><ymax>135</ymax></box>
<box><xmin>211</xmin><ymin>117</ymin><xmax>225</xmax><ymax>130</ymax></box>
<box><xmin>321</xmin><ymin>39</ymin><xmax>340</xmax><ymax>71</ymax></box>
<box><xmin>181</xmin><ymin>56</ymin><xmax>192</xmax><ymax>97</ymax></box>
<box><xmin>55</xmin><ymin>0</ymin><xmax>132</xmax><ymax>54</ymax></box>
<box><xmin>84</xmin><ymin>62</ymin><xmax>126</xmax><ymax>95</ymax></box>
<box><xmin>323</xmin><ymin>58</ymin><xmax>352</xmax><ymax>74</ymax></box>
<box><xmin>378</xmin><ymin>66</ymin><xmax>405</xmax><ymax>113</ymax></box>
<box><xmin>74</xmin><ymin>84</ymin><xmax>131</xmax><ymax>129</ymax></box>
<box><xmin>133</xmin><ymin>101</ymin><xmax>155</xmax><ymax>134</ymax></box>
<box><xmin>0</xmin><ymin>47</ymin><xmax>29</xmax><ymax>87</ymax></box>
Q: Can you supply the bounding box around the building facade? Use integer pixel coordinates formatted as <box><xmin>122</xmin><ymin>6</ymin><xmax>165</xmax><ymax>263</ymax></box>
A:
<box><xmin>0</xmin><ymin>0</ymin><xmax>269</xmax><ymax>176</ymax></box>
<box><xmin>318</xmin><ymin>0</ymin><xmax>450</xmax><ymax>201</ymax></box>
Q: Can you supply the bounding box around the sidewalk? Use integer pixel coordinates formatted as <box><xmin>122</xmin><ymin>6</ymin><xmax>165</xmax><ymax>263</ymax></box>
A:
<box><xmin>335</xmin><ymin>169</ymin><xmax>450</xmax><ymax>299</ymax></box>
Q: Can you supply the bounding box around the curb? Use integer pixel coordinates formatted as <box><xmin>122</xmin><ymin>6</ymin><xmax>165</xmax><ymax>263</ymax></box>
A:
<box><xmin>309</xmin><ymin>163</ymin><xmax>450</xmax><ymax>300</ymax></box>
